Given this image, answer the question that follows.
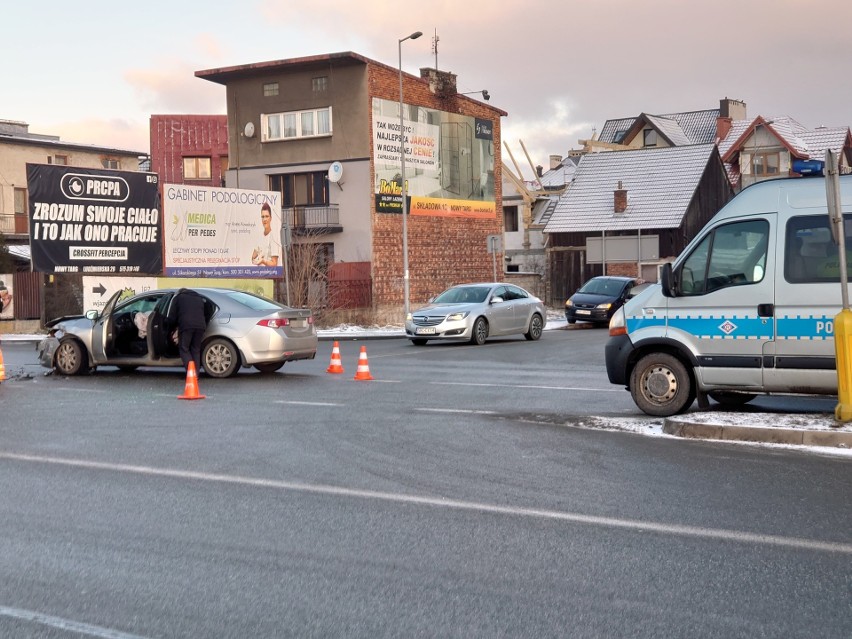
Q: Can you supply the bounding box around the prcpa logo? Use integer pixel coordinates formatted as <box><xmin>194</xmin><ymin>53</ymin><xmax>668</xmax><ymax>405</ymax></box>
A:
<box><xmin>60</xmin><ymin>173</ymin><xmax>129</xmax><ymax>202</ymax></box>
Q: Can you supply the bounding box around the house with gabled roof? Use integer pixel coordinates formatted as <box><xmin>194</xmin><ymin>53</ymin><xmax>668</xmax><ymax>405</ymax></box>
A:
<box><xmin>717</xmin><ymin>114</ymin><xmax>852</xmax><ymax>190</ymax></box>
<box><xmin>543</xmin><ymin>144</ymin><xmax>733</xmax><ymax>302</ymax></box>
<box><xmin>581</xmin><ymin>98</ymin><xmax>744</xmax><ymax>152</ymax></box>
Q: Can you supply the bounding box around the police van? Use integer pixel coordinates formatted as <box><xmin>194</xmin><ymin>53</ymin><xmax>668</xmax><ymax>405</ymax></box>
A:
<box><xmin>605</xmin><ymin>174</ymin><xmax>852</xmax><ymax>416</ymax></box>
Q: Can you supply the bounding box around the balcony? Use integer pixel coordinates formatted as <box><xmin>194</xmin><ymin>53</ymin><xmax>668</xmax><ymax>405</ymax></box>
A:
<box><xmin>0</xmin><ymin>213</ymin><xmax>29</xmax><ymax>237</ymax></box>
<box><xmin>285</xmin><ymin>205</ymin><xmax>342</xmax><ymax>235</ymax></box>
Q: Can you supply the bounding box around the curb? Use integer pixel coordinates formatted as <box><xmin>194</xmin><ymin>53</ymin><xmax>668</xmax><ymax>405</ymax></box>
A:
<box><xmin>663</xmin><ymin>418</ymin><xmax>852</xmax><ymax>449</ymax></box>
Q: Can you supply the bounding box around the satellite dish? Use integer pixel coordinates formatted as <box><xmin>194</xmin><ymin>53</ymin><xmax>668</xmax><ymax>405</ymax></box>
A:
<box><xmin>328</xmin><ymin>161</ymin><xmax>344</xmax><ymax>183</ymax></box>
<box><xmin>244</xmin><ymin>122</ymin><xmax>255</xmax><ymax>138</ymax></box>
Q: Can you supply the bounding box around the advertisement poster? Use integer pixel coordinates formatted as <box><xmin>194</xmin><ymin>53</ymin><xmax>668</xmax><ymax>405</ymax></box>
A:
<box><xmin>372</xmin><ymin>98</ymin><xmax>496</xmax><ymax>218</ymax></box>
<box><xmin>163</xmin><ymin>185</ymin><xmax>283</xmax><ymax>278</ymax></box>
<box><xmin>26</xmin><ymin>164</ymin><xmax>162</xmax><ymax>274</ymax></box>
<box><xmin>0</xmin><ymin>276</ymin><xmax>12</xmax><ymax>320</ymax></box>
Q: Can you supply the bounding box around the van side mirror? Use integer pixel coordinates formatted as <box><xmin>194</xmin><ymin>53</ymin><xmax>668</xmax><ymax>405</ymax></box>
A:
<box><xmin>660</xmin><ymin>263</ymin><xmax>675</xmax><ymax>298</ymax></box>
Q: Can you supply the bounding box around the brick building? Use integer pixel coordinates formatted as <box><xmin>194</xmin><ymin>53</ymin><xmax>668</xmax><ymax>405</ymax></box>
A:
<box><xmin>149</xmin><ymin>114</ymin><xmax>229</xmax><ymax>188</ymax></box>
<box><xmin>196</xmin><ymin>52</ymin><xmax>506</xmax><ymax>322</ymax></box>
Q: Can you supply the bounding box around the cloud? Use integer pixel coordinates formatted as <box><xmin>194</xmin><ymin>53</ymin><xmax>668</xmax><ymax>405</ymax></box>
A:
<box><xmin>37</xmin><ymin>118</ymin><xmax>150</xmax><ymax>154</ymax></box>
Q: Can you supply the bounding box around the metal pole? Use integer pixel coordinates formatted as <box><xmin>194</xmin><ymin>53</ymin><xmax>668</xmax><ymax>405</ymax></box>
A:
<box><xmin>399</xmin><ymin>31</ymin><xmax>422</xmax><ymax>320</ymax></box>
<box><xmin>492</xmin><ymin>237</ymin><xmax>497</xmax><ymax>281</ymax></box>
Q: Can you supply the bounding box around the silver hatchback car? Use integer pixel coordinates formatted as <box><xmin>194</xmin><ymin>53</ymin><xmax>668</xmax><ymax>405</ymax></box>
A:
<box><xmin>405</xmin><ymin>283</ymin><xmax>546</xmax><ymax>346</ymax></box>
<box><xmin>44</xmin><ymin>287</ymin><xmax>317</xmax><ymax>377</ymax></box>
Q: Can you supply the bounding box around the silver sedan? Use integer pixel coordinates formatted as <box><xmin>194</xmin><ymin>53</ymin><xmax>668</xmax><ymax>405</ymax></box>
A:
<box><xmin>44</xmin><ymin>287</ymin><xmax>317</xmax><ymax>377</ymax></box>
<box><xmin>405</xmin><ymin>283</ymin><xmax>546</xmax><ymax>346</ymax></box>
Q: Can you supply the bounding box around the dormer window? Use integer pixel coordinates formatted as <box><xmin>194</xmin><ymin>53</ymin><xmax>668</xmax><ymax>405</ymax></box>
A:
<box><xmin>643</xmin><ymin>129</ymin><xmax>657</xmax><ymax>147</ymax></box>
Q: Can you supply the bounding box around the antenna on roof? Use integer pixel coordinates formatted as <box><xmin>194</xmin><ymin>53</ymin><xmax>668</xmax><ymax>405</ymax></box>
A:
<box><xmin>432</xmin><ymin>29</ymin><xmax>439</xmax><ymax>69</ymax></box>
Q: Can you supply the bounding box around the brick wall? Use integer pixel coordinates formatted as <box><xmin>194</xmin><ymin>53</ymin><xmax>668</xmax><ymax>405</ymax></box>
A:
<box><xmin>368</xmin><ymin>63</ymin><xmax>505</xmax><ymax>320</ymax></box>
<box><xmin>607</xmin><ymin>262</ymin><xmax>641</xmax><ymax>278</ymax></box>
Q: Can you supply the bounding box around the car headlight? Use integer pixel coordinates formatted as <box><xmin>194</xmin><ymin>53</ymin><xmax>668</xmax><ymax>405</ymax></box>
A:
<box><xmin>405</xmin><ymin>313</ymin><xmax>413</xmax><ymax>321</ymax></box>
<box><xmin>446</xmin><ymin>311</ymin><xmax>469</xmax><ymax>321</ymax></box>
<box><xmin>596</xmin><ymin>302</ymin><xmax>613</xmax><ymax>310</ymax></box>
<box><xmin>565</xmin><ymin>299</ymin><xmax>573</xmax><ymax>307</ymax></box>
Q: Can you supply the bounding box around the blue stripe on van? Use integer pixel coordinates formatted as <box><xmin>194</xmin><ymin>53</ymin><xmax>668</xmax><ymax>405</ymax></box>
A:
<box><xmin>627</xmin><ymin>314</ymin><xmax>835</xmax><ymax>340</ymax></box>
<box><xmin>776</xmin><ymin>315</ymin><xmax>834</xmax><ymax>340</ymax></box>
<box><xmin>667</xmin><ymin>316</ymin><xmax>773</xmax><ymax>339</ymax></box>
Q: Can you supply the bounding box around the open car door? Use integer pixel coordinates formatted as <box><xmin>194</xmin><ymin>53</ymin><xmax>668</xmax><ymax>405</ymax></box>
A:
<box><xmin>148</xmin><ymin>292</ymin><xmax>178</xmax><ymax>359</ymax></box>
<box><xmin>91</xmin><ymin>291</ymin><xmax>123</xmax><ymax>359</ymax></box>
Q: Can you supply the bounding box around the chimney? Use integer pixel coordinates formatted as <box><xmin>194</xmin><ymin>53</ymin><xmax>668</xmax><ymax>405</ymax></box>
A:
<box><xmin>419</xmin><ymin>67</ymin><xmax>458</xmax><ymax>98</ymax></box>
<box><xmin>536</xmin><ymin>165</ymin><xmax>543</xmax><ymax>178</ymax></box>
<box><xmin>614</xmin><ymin>181</ymin><xmax>627</xmax><ymax>214</ymax></box>
<box><xmin>716</xmin><ymin>116</ymin><xmax>733</xmax><ymax>141</ymax></box>
<box><xmin>719</xmin><ymin>97</ymin><xmax>747</xmax><ymax>120</ymax></box>
<box><xmin>549</xmin><ymin>155</ymin><xmax>563</xmax><ymax>170</ymax></box>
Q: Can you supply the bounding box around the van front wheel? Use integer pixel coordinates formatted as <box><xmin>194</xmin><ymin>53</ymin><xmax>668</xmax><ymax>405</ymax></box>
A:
<box><xmin>630</xmin><ymin>353</ymin><xmax>695</xmax><ymax>417</ymax></box>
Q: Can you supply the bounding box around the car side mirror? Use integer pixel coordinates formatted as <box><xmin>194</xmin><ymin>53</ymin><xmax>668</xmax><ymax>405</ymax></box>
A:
<box><xmin>491</xmin><ymin>296</ymin><xmax>504</xmax><ymax>304</ymax></box>
<box><xmin>85</xmin><ymin>310</ymin><xmax>98</xmax><ymax>320</ymax></box>
<box><xmin>660</xmin><ymin>263</ymin><xmax>676</xmax><ymax>298</ymax></box>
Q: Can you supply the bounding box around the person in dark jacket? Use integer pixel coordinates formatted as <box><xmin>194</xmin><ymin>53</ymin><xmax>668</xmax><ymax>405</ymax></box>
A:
<box><xmin>171</xmin><ymin>288</ymin><xmax>208</xmax><ymax>371</ymax></box>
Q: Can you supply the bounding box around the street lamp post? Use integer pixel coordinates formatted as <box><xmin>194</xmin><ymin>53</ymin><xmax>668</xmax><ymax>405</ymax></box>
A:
<box><xmin>399</xmin><ymin>30</ymin><xmax>422</xmax><ymax>320</ymax></box>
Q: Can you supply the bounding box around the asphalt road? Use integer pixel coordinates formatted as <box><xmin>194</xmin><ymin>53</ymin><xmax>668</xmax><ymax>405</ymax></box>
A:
<box><xmin>0</xmin><ymin>332</ymin><xmax>850</xmax><ymax>638</ymax></box>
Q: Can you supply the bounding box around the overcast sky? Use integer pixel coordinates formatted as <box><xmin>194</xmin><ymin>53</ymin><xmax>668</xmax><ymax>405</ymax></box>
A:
<box><xmin>4</xmin><ymin>0</ymin><xmax>850</xmax><ymax>179</ymax></box>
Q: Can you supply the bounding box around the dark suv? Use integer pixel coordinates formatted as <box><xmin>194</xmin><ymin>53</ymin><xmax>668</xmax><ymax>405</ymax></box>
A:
<box><xmin>565</xmin><ymin>276</ymin><xmax>641</xmax><ymax>326</ymax></box>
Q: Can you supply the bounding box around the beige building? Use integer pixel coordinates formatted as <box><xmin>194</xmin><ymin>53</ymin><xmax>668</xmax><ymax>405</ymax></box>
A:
<box><xmin>0</xmin><ymin>119</ymin><xmax>145</xmax><ymax>238</ymax></box>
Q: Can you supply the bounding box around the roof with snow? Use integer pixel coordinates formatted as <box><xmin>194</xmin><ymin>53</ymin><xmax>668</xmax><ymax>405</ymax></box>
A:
<box><xmin>544</xmin><ymin>144</ymin><xmax>717</xmax><ymax>233</ymax></box>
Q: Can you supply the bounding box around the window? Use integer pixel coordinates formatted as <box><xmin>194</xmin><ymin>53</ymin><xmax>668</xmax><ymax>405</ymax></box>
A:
<box><xmin>312</xmin><ymin>76</ymin><xmax>328</xmax><ymax>92</ymax></box>
<box><xmin>14</xmin><ymin>188</ymin><xmax>27</xmax><ymax>215</ymax></box>
<box><xmin>643</xmin><ymin>129</ymin><xmax>657</xmax><ymax>147</ymax></box>
<box><xmin>102</xmin><ymin>157</ymin><xmax>120</xmax><ymax>170</ymax></box>
<box><xmin>678</xmin><ymin>219</ymin><xmax>769</xmax><ymax>295</ymax></box>
<box><xmin>262</xmin><ymin>107</ymin><xmax>332</xmax><ymax>141</ymax></box>
<box><xmin>54</xmin><ymin>155</ymin><xmax>68</xmax><ymax>165</ymax></box>
<box><xmin>183</xmin><ymin>157</ymin><xmax>212</xmax><ymax>180</ymax></box>
<box><xmin>613</xmin><ymin>129</ymin><xmax>628</xmax><ymax>144</ymax></box>
<box><xmin>503</xmin><ymin>205</ymin><xmax>519</xmax><ymax>232</ymax></box>
<box><xmin>263</xmin><ymin>82</ymin><xmax>279</xmax><ymax>97</ymax></box>
<box><xmin>269</xmin><ymin>172</ymin><xmax>329</xmax><ymax>208</ymax></box>
<box><xmin>786</xmin><ymin>215</ymin><xmax>852</xmax><ymax>283</ymax></box>
<box><xmin>753</xmin><ymin>152</ymin><xmax>780</xmax><ymax>176</ymax></box>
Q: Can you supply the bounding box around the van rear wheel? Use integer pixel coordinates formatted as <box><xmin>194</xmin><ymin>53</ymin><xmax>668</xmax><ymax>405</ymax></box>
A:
<box><xmin>630</xmin><ymin>353</ymin><xmax>695</xmax><ymax>417</ymax></box>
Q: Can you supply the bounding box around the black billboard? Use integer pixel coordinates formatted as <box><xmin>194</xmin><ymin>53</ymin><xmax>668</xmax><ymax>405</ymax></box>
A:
<box><xmin>26</xmin><ymin>164</ymin><xmax>162</xmax><ymax>274</ymax></box>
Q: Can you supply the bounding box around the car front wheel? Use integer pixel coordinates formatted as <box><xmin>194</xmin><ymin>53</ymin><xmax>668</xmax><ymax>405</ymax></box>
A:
<box><xmin>524</xmin><ymin>314</ymin><xmax>543</xmax><ymax>341</ymax></box>
<box><xmin>54</xmin><ymin>339</ymin><xmax>87</xmax><ymax>376</ymax></box>
<box><xmin>630</xmin><ymin>353</ymin><xmax>695</xmax><ymax>417</ymax></box>
<box><xmin>470</xmin><ymin>317</ymin><xmax>489</xmax><ymax>345</ymax></box>
<box><xmin>203</xmin><ymin>338</ymin><xmax>240</xmax><ymax>378</ymax></box>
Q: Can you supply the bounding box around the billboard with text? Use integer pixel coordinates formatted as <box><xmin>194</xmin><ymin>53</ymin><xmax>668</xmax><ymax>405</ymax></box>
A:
<box><xmin>372</xmin><ymin>98</ymin><xmax>496</xmax><ymax>218</ymax></box>
<box><xmin>26</xmin><ymin>164</ymin><xmax>162</xmax><ymax>274</ymax></box>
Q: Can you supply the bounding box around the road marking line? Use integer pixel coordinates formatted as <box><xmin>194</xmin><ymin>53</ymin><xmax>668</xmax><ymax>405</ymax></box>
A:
<box><xmin>415</xmin><ymin>408</ymin><xmax>497</xmax><ymax>415</ymax></box>
<box><xmin>273</xmin><ymin>400</ymin><xmax>342</xmax><ymax>406</ymax></box>
<box><xmin>1</xmin><ymin>451</ymin><xmax>849</xmax><ymax>555</ymax></box>
<box><xmin>431</xmin><ymin>381</ymin><xmax>621</xmax><ymax>392</ymax></box>
<box><xmin>0</xmin><ymin>605</ymin><xmax>149</xmax><ymax>639</ymax></box>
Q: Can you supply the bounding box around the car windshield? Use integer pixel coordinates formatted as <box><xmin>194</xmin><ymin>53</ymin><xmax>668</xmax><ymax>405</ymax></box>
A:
<box><xmin>578</xmin><ymin>278</ymin><xmax>627</xmax><ymax>296</ymax></box>
<box><xmin>433</xmin><ymin>286</ymin><xmax>491</xmax><ymax>304</ymax></box>
<box><xmin>221</xmin><ymin>290</ymin><xmax>284</xmax><ymax>311</ymax></box>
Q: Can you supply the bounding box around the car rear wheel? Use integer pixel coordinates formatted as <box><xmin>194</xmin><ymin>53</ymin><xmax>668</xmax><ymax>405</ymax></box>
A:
<box><xmin>410</xmin><ymin>338</ymin><xmax>428</xmax><ymax>346</ymax></box>
<box><xmin>524</xmin><ymin>314</ymin><xmax>543</xmax><ymax>341</ymax></box>
<box><xmin>630</xmin><ymin>353</ymin><xmax>695</xmax><ymax>417</ymax></box>
<box><xmin>255</xmin><ymin>362</ymin><xmax>285</xmax><ymax>374</ymax></box>
<box><xmin>54</xmin><ymin>339</ymin><xmax>87</xmax><ymax>376</ymax></box>
<box><xmin>470</xmin><ymin>317</ymin><xmax>489</xmax><ymax>345</ymax></box>
<box><xmin>203</xmin><ymin>338</ymin><xmax>240</xmax><ymax>378</ymax></box>
<box><xmin>708</xmin><ymin>391</ymin><xmax>757</xmax><ymax>407</ymax></box>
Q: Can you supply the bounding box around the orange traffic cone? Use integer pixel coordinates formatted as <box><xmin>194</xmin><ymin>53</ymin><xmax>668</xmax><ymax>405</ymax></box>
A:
<box><xmin>353</xmin><ymin>345</ymin><xmax>373</xmax><ymax>381</ymax></box>
<box><xmin>0</xmin><ymin>346</ymin><xmax>5</xmax><ymax>382</ymax></box>
<box><xmin>178</xmin><ymin>361</ymin><xmax>205</xmax><ymax>400</ymax></box>
<box><xmin>326</xmin><ymin>341</ymin><xmax>344</xmax><ymax>374</ymax></box>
